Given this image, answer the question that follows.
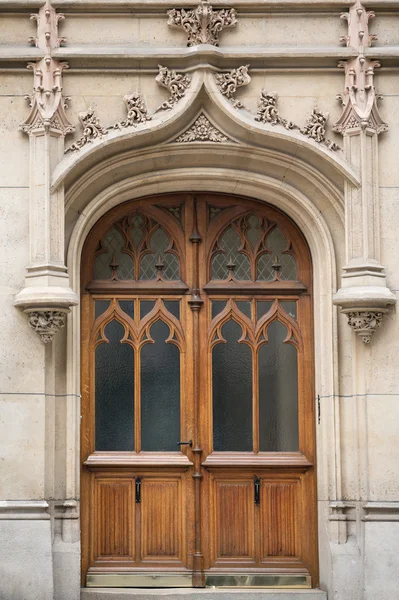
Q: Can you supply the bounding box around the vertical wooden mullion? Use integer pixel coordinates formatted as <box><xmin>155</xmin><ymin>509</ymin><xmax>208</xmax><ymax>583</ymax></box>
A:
<box><xmin>135</xmin><ymin>297</ymin><xmax>141</xmax><ymax>453</ymax></box>
<box><xmin>253</xmin><ymin>344</ymin><xmax>259</xmax><ymax>454</ymax></box>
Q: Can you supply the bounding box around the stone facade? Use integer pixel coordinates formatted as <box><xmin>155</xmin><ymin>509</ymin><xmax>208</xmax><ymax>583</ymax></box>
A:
<box><xmin>0</xmin><ymin>1</ymin><xmax>399</xmax><ymax>599</ymax></box>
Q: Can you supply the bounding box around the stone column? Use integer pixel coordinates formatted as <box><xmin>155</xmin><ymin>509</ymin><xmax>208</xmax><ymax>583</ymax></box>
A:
<box><xmin>333</xmin><ymin>0</ymin><xmax>396</xmax><ymax>342</ymax></box>
<box><xmin>14</xmin><ymin>0</ymin><xmax>78</xmax><ymax>337</ymax></box>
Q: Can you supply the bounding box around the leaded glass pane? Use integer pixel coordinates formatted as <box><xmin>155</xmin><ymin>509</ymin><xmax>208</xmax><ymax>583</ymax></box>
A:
<box><xmin>139</xmin><ymin>227</ymin><xmax>180</xmax><ymax>280</ymax></box>
<box><xmin>211</xmin><ymin>227</ymin><xmax>251</xmax><ymax>280</ymax></box>
<box><xmin>258</xmin><ymin>321</ymin><xmax>298</xmax><ymax>451</ymax></box>
<box><xmin>94</xmin><ymin>227</ymin><xmax>135</xmax><ymax>280</ymax></box>
<box><xmin>246</xmin><ymin>214</ymin><xmax>262</xmax><ymax>249</ymax></box>
<box><xmin>280</xmin><ymin>255</ymin><xmax>297</xmax><ymax>281</ymax></box>
<box><xmin>257</xmin><ymin>227</ymin><xmax>297</xmax><ymax>281</ymax></box>
<box><xmin>128</xmin><ymin>214</ymin><xmax>145</xmax><ymax>249</ymax></box>
<box><xmin>256</xmin><ymin>254</ymin><xmax>274</xmax><ymax>281</ymax></box>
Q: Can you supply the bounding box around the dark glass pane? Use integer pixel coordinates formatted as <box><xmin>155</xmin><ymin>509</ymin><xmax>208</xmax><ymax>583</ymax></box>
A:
<box><xmin>94</xmin><ymin>226</ymin><xmax>135</xmax><ymax>280</ymax></box>
<box><xmin>280</xmin><ymin>301</ymin><xmax>297</xmax><ymax>320</ymax></box>
<box><xmin>119</xmin><ymin>300</ymin><xmax>134</xmax><ymax>319</ymax></box>
<box><xmin>235</xmin><ymin>301</ymin><xmax>251</xmax><ymax>319</ymax></box>
<box><xmin>164</xmin><ymin>301</ymin><xmax>180</xmax><ymax>320</ymax></box>
<box><xmin>258</xmin><ymin>321</ymin><xmax>298</xmax><ymax>451</ymax></box>
<box><xmin>212</xmin><ymin>300</ymin><xmax>227</xmax><ymax>319</ymax></box>
<box><xmin>139</xmin><ymin>227</ymin><xmax>180</xmax><ymax>280</ymax></box>
<box><xmin>213</xmin><ymin>320</ymin><xmax>252</xmax><ymax>451</ymax></box>
<box><xmin>95</xmin><ymin>300</ymin><xmax>111</xmax><ymax>319</ymax></box>
<box><xmin>256</xmin><ymin>301</ymin><xmax>273</xmax><ymax>320</ymax></box>
<box><xmin>95</xmin><ymin>320</ymin><xmax>134</xmax><ymax>451</ymax></box>
<box><xmin>140</xmin><ymin>300</ymin><xmax>156</xmax><ymax>320</ymax></box>
<box><xmin>141</xmin><ymin>320</ymin><xmax>180</xmax><ymax>451</ymax></box>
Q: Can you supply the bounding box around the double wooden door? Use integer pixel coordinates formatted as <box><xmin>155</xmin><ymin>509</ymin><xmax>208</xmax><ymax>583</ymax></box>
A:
<box><xmin>81</xmin><ymin>193</ymin><xmax>317</xmax><ymax>588</ymax></box>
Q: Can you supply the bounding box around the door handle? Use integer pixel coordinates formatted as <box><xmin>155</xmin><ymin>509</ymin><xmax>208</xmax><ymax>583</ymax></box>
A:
<box><xmin>254</xmin><ymin>476</ymin><xmax>260</xmax><ymax>504</ymax></box>
<box><xmin>177</xmin><ymin>440</ymin><xmax>193</xmax><ymax>447</ymax></box>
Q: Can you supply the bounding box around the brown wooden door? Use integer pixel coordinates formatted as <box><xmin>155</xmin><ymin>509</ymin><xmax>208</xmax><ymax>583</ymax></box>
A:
<box><xmin>81</xmin><ymin>193</ymin><xmax>317</xmax><ymax>588</ymax></box>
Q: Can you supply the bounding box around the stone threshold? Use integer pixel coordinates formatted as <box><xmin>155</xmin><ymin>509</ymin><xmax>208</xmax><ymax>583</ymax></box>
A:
<box><xmin>81</xmin><ymin>589</ymin><xmax>327</xmax><ymax>600</ymax></box>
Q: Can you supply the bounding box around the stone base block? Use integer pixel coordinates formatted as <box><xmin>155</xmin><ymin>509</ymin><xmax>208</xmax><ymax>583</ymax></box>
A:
<box><xmin>81</xmin><ymin>589</ymin><xmax>327</xmax><ymax>600</ymax></box>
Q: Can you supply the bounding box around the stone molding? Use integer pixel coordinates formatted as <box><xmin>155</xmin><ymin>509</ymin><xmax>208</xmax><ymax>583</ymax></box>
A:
<box><xmin>155</xmin><ymin>65</ymin><xmax>192</xmax><ymax>110</ymax></box>
<box><xmin>362</xmin><ymin>502</ymin><xmax>399</xmax><ymax>522</ymax></box>
<box><xmin>174</xmin><ymin>114</ymin><xmax>230</xmax><ymax>143</ymax></box>
<box><xmin>20</xmin><ymin>1</ymin><xmax>73</xmax><ymax>136</ymax></box>
<box><xmin>167</xmin><ymin>0</ymin><xmax>237</xmax><ymax>47</ymax></box>
<box><xmin>215</xmin><ymin>64</ymin><xmax>250</xmax><ymax>108</ymax></box>
<box><xmin>0</xmin><ymin>500</ymin><xmax>50</xmax><ymax>520</ymax></box>
<box><xmin>26</xmin><ymin>309</ymin><xmax>69</xmax><ymax>344</ymax></box>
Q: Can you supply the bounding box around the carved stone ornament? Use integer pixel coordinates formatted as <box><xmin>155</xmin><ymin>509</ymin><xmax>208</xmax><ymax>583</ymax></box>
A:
<box><xmin>110</xmin><ymin>92</ymin><xmax>151</xmax><ymax>130</ymax></box>
<box><xmin>215</xmin><ymin>65</ymin><xmax>251</xmax><ymax>109</ymax></box>
<box><xmin>26</xmin><ymin>310</ymin><xmax>68</xmax><ymax>344</ymax></box>
<box><xmin>300</xmin><ymin>108</ymin><xmax>340</xmax><ymax>151</ymax></box>
<box><xmin>20</xmin><ymin>1</ymin><xmax>74</xmax><ymax>136</ymax></box>
<box><xmin>167</xmin><ymin>0</ymin><xmax>237</xmax><ymax>47</ymax></box>
<box><xmin>175</xmin><ymin>114</ymin><xmax>230</xmax><ymax>143</ymax></box>
<box><xmin>255</xmin><ymin>91</ymin><xmax>295</xmax><ymax>130</ymax></box>
<box><xmin>346</xmin><ymin>310</ymin><xmax>383</xmax><ymax>344</ymax></box>
<box><xmin>155</xmin><ymin>65</ymin><xmax>192</xmax><ymax>110</ymax></box>
<box><xmin>65</xmin><ymin>107</ymin><xmax>108</xmax><ymax>153</ymax></box>
<box><xmin>334</xmin><ymin>0</ymin><xmax>388</xmax><ymax>135</ymax></box>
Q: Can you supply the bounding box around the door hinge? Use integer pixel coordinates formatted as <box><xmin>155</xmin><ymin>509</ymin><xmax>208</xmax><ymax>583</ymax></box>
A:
<box><xmin>135</xmin><ymin>477</ymin><xmax>141</xmax><ymax>503</ymax></box>
<box><xmin>317</xmin><ymin>394</ymin><xmax>321</xmax><ymax>425</ymax></box>
<box><xmin>254</xmin><ymin>476</ymin><xmax>260</xmax><ymax>504</ymax></box>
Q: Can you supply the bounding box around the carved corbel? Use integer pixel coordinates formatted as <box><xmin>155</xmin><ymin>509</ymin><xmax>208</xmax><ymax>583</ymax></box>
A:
<box><xmin>155</xmin><ymin>65</ymin><xmax>191</xmax><ymax>110</ymax></box>
<box><xmin>167</xmin><ymin>0</ymin><xmax>237</xmax><ymax>47</ymax></box>
<box><xmin>215</xmin><ymin>65</ymin><xmax>251</xmax><ymax>108</ymax></box>
<box><xmin>21</xmin><ymin>1</ymin><xmax>73</xmax><ymax>136</ymax></box>
<box><xmin>332</xmin><ymin>0</ymin><xmax>396</xmax><ymax>341</ymax></box>
<box><xmin>26</xmin><ymin>309</ymin><xmax>68</xmax><ymax>344</ymax></box>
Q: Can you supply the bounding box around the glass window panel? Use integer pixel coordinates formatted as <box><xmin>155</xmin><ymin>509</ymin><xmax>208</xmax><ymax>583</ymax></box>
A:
<box><xmin>95</xmin><ymin>300</ymin><xmax>111</xmax><ymax>319</ymax></box>
<box><xmin>235</xmin><ymin>301</ymin><xmax>252</xmax><ymax>319</ymax></box>
<box><xmin>256</xmin><ymin>301</ymin><xmax>273</xmax><ymax>320</ymax></box>
<box><xmin>95</xmin><ymin>320</ymin><xmax>134</xmax><ymax>451</ymax></box>
<box><xmin>212</xmin><ymin>300</ymin><xmax>227</xmax><ymax>319</ymax></box>
<box><xmin>163</xmin><ymin>301</ymin><xmax>180</xmax><ymax>320</ymax></box>
<box><xmin>256</xmin><ymin>254</ymin><xmax>274</xmax><ymax>281</ymax></box>
<box><xmin>128</xmin><ymin>214</ymin><xmax>145</xmax><ymax>249</ymax></box>
<box><xmin>258</xmin><ymin>321</ymin><xmax>298</xmax><ymax>452</ymax></box>
<box><xmin>139</xmin><ymin>227</ymin><xmax>180</xmax><ymax>281</ymax></box>
<box><xmin>118</xmin><ymin>300</ymin><xmax>134</xmax><ymax>319</ymax></box>
<box><xmin>211</xmin><ymin>227</ymin><xmax>251</xmax><ymax>280</ymax></box>
<box><xmin>280</xmin><ymin>301</ymin><xmax>297</xmax><ymax>320</ymax></box>
<box><xmin>141</xmin><ymin>320</ymin><xmax>180</xmax><ymax>451</ymax></box>
<box><xmin>260</xmin><ymin>227</ymin><xmax>297</xmax><ymax>281</ymax></box>
<box><xmin>140</xmin><ymin>300</ymin><xmax>156</xmax><ymax>320</ymax></box>
<box><xmin>246</xmin><ymin>214</ymin><xmax>262</xmax><ymax>249</ymax></box>
<box><xmin>213</xmin><ymin>320</ymin><xmax>253</xmax><ymax>451</ymax></box>
<box><xmin>279</xmin><ymin>255</ymin><xmax>298</xmax><ymax>281</ymax></box>
<box><xmin>94</xmin><ymin>227</ymin><xmax>135</xmax><ymax>280</ymax></box>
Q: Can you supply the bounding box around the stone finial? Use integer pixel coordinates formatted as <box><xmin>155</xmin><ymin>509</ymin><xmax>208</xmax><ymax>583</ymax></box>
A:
<box><xmin>215</xmin><ymin>65</ymin><xmax>251</xmax><ymax>109</ymax></box>
<box><xmin>26</xmin><ymin>309</ymin><xmax>68</xmax><ymax>344</ymax></box>
<box><xmin>110</xmin><ymin>92</ymin><xmax>151</xmax><ymax>130</ymax></box>
<box><xmin>21</xmin><ymin>1</ymin><xmax>73</xmax><ymax>136</ymax></box>
<box><xmin>175</xmin><ymin>114</ymin><xmax>230</xmax><ymax>143</ymax></box>
<box><xmin>346</xmin><ymin>310</ymin><xmax>383</xmax><ymax>344</ymax></box>
<box><xmin>167</xmin><ymin>0</ymin><xmax>237</xmax><ymax>47</ymax></box>
<box><xmin>334</xmin><ymin>0</ymin><xmax>387</xmax><ymax>134</ymax></box>
<box><xmin>155</xmin><ymin>65</ymin><xmax>191</xmax><ymax>110</ymax></box>
<box><xmin>65</xmin><ymin>108</ymin><xmax>108</xmax><ymax>153</ymax></box>
<box><xmin>300</xmin><ymin>108</ymin><xmax>340</xmax><ymax>151</ymax></box>
<box><xmin>255</xmin><ymin>91</ymin><xmax>294</xmax><ymax>130</ymax></box>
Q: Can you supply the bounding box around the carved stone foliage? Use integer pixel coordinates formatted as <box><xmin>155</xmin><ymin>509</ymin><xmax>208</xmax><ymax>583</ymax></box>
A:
<box><xmin>167</xmin><ymin>0</ymin><xmax>237</xmax><ymax>47</ymax></box>
<box><xmin>21</xmin><ymin>1</ymin><xmax>74</xmax><ymax>136</ymax></box>
<box><xmin>65</xmin><ymin>108</ymin><xmax>108</xmax><ymax>153</ymax></box>
<box><xmin>110</xmin><ymin>92</ymin><xmax>151</xmax><ymax>130</ymax></box>
<box><xmin>346</xmin><ymin>311</ymin><xmax>383</xmax><ymax>344</ymax></box>
<box><xmin>155</xmin><ymin>65</ymin><xmax>192</xmax><ymax>110</ymax></box>
<box><xmin>175</xmin><ymin>115</ymin><xmax>229</xmax><ymax>143</ymax></box>
<box><xmin>334</xmin><ymin>0</ymin><xmax>387</xmax><ymax>134</ymax></box>
<box><xmin>300</xmin><ymin>108</ymin><xmax>340</xmax><ymax>151</ymax></box>
<box><xmin>255</xmin><ymin>91</ymin><xmax>294</xmax><ymax>130</ymax></box>
<box><xmin>215</xmin><ymin>65</ymin><xmax>251</xmax><ymax>109</ymax></box>
<box><xmin>27</xmin><ymin>310</ymin><xmax>67</xmax><ymax>344</ymax></box>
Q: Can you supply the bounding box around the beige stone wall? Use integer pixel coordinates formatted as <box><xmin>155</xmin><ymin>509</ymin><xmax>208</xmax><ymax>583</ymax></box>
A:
<box><xmin>0</xmin><ymin>1</ymin><xmax>399</xmax><ymax>599</ymax></box>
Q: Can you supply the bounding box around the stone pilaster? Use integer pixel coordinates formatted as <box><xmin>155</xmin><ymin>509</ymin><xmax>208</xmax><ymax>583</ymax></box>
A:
<box><xmin>332</xmin><ymin>0</ymin><xmax>396</xmax><ymax>342</ymax></box>
<box><xmin>14</xmin><ymin>1</ymin><xmax>78</xmax><ymax>339</ymax></box>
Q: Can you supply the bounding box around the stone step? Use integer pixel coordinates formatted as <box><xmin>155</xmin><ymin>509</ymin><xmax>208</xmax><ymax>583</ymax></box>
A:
<box><xmin>81</xmin><ymin>589</ymin><xmax>327</xmax><ymax>600</ymax></box>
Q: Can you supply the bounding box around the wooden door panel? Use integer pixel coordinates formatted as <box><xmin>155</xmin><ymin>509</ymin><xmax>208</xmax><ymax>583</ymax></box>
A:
<box><xmin>141</xmin><ymin>476</ymin><xmax>185</xmax><ymax>563</ymax></box>
<box><xmin>92</xmin><ymin>476</ymin><xmax>135</xmax><ymax>563</ymax></box>
<box><xmin>212</xmin><ymin>476</ymin><xmax>256</xmax><ymax>563</ymax></box>
<box><xmin>260</xmin><ymin>477</ymin><xmax>300</xmax><ymax>560</ymax></box>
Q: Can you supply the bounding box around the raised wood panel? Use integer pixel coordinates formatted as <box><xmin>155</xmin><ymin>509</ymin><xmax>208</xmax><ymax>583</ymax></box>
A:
<box><xmin>214</xmin><ymin>478</ymin><xmax>255</xmax><ymax>561</ymax></box>
<box><xmin>260</xmin><ymin>479</ymin><xmax>299</xmax><ymax>559</ymax></box>
<box><xmin>141</xmin><ymin>477</ymin><xmax>183</xmax><ymax>561</ymax></box>
<box><xmin>93</xmin><ymin>477</ymin><xmax>135</xmax><ymax>561</ymax></box>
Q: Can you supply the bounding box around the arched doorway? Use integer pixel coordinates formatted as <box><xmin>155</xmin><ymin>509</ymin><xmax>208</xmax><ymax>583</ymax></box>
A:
<box><xmin>80</xmin><ymin>192</ymin><xmax>317</xmax><ymax>588</ymax></box>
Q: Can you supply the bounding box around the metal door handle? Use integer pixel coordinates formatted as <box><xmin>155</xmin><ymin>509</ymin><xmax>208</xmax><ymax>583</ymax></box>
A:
<box><xmin>177</xmin><ymin>440</ymin><xmax>193</xmax><ymax>447</ymax></box>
